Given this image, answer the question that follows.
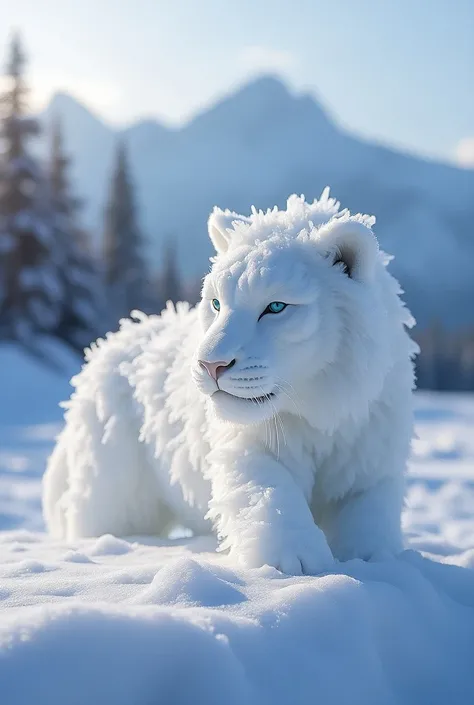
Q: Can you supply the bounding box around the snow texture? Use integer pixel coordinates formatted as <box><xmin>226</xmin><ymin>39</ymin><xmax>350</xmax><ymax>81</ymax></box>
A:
<box><xmin>1</xmin><ymin>342</ymin><xmax>474</xmax><ymax>704</ymax></box>
<box><xmin>43</xmin><ymin>192</ymin><xmax>417</xmax><ymax>578</ymax></box>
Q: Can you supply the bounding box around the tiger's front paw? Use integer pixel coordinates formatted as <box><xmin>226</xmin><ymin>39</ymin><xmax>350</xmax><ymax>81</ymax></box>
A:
<box><xmin>232</xmin><ymin>522</ymin><xmax>334</xmax><ymax>576</ymax></box>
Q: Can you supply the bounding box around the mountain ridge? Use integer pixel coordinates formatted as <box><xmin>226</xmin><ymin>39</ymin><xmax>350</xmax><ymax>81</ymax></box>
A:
<box><xmin>39</xmin><ymin>76</ymin><xmax>474</xmax><ymax>328</ymax></box>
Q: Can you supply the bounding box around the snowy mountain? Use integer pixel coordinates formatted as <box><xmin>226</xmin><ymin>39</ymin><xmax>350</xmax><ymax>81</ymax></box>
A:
<box><xmin>40</xmin><ymin>77</ymin><xmax>474</xmax><ymax>328</ymax></box>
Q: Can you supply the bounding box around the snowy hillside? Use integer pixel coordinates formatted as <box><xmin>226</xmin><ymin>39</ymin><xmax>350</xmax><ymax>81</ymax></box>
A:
<box><xmin>0</xmin><ymin>342</ymin><xmax>79</xmax><ymax>531</ymax></box>
<box><xmin>1</xmin><ymin>346</ymin><xmax>474</xmax><ymax>703</ymax></box>
<box><xmin>39</xmin><ymin>77</ymin><xmax>474</xmax><ymax>327</ymax></box>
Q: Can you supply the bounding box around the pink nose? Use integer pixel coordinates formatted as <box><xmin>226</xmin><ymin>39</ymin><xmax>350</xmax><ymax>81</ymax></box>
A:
<box><xmin>199</xmin><ymin>359</ymin><xmax>235</xmax><ymax>382</ymax></box>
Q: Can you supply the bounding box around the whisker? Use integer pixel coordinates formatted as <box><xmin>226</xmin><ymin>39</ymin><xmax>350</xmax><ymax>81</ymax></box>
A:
<box><xmin>274</xmin><ymin>413</ymin><xmax>280</xmax><ymax>460</ymax></box>
<box><xmin>256</xmin><ymin>396</ymin><xmax>270</xmax><ymax>450</ymax></box>
<box><xmin>262</xmin><ymin>386</ymin><xmax>288</xmax><ymax>459</ymax></box>
<box><xmin>274</xmin><ymin>377</ymin><xmax>303</xmax><ymax>420</ymax></box>
<box><xmin>259</xmin><ymin>385</ymin><xmax>280</xmax><ymax>459</ymax></box>
<box><xmin>274</xmin><ymin>383</ymin><xmax>302</xmax><ymax>420</ymax></box>
<box><xmin>274</xmin><ymin>405</ymin><xmax>287</xmax><ymax>449</ymax></box>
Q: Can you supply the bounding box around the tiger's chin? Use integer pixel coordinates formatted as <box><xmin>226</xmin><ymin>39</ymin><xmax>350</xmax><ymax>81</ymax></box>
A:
<box><xmin>209</xmin><ymin>389</ymin><xmax>281</xmax><ymax>425</ymax></box>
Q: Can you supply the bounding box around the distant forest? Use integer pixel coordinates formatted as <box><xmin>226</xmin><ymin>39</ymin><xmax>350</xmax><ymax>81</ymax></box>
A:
<box><xmin>0</xmin><ymin>34</ymin><xmax>190</xmax><ymax>354</ymax></box>
<box><xmin>0</xmin><ymin>35</ymin><xmax>471</xmax><ymax>392</ymax></box>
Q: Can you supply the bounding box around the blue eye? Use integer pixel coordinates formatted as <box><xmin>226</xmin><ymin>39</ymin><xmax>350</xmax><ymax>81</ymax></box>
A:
<box><xmin>260</xmin><ymin>301</ymin><xmax>287</xmax><ymax>319</ymax></box>
<box><xmin>269</xmin><ymin>301</ymin><xmax>286</xmax><ymax>313</ymax></box>
<box><xmin>211</xmin><ymin>298</ymin><xmax>221</xmax><ymax>312</ymax></box>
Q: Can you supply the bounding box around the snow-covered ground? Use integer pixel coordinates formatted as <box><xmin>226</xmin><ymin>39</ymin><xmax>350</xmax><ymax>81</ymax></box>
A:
<box><xmin>1</xmin><ymin>344</ymin><xmax>474</xmax><ymax>704</ymax></box>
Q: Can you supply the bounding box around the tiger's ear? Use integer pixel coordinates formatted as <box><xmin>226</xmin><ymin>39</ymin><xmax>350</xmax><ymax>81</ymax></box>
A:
<box><xmin>208</xmin><ymin>207</ymin><xmax>250</xmax><ymax>254</ymax></box>
<box><xmin>318</xmin><ymin>217</ymin><xmax>379</xmax><ymax>282</ymax></box>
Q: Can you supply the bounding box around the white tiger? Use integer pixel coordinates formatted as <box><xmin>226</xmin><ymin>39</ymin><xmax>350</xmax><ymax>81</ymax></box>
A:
<box><xmin>43</xmin><ymin>189</ymin><xmax>417</xmax><ymax>575</ymax></box>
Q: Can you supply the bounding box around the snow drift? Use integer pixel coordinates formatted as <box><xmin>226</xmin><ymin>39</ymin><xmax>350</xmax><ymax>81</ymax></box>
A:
<box><xmin>1</xmin><ymin>350</ymin><xmax>474</xmax><ymax>704</ymax></box>
<box><xmin>0</xmin><ymin>534</ymin><xmax>474</xmax><ymax>705</ymax></box>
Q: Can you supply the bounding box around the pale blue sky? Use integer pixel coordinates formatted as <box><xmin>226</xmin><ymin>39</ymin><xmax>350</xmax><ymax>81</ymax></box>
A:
<box><xmin>1</xmin><ymin>0</ymin><xmax>473</xmax><ymax>164</ymax></box>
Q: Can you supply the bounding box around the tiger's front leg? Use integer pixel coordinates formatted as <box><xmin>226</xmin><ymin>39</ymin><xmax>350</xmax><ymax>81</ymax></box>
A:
<box><xmin>206</xmin><ymin>444</ymin><xmax>334</xmax><ymax>576</ymax></box>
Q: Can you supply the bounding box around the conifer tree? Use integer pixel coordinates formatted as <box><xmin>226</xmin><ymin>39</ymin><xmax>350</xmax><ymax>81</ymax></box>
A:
<box><xmin>103</xmin><ymin>140</ymin><xmax>151</xmax><ymax>323</ymax></box>
<box><xmin>49</xmin><ymin>116</ymin><xmax>100</xmax><ymax>350</ymax></box>
<box><xmin>0</xmin><ymin>34</ymin><xmax>62</xmax><ymax>341</ymax></box>
<box><xmin>159</xmin><ymin>237</ymin><xmax>182</xmax><ymax>307</ymax></box>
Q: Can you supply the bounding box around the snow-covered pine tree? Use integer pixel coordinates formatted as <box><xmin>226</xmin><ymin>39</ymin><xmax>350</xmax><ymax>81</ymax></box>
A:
<box><xmin>48</xmin><ymin>116</ymin><xmax>101</xmax><ymax>351</ymax></box>
<box><xmin>0</xmin><ymin>34</ymin><xmax>62</xmax><ymax>342</ymax></box>
<box><xmin>103</xmin><ymin>140</ymin><xmax>152</xmax><ymax>325</ymax></box>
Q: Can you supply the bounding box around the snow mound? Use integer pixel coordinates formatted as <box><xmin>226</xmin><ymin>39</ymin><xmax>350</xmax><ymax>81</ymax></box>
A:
<box><xmin>88</xmin><ymin>534</ymin><xmax>133</xmax><ymax>556</ymax></box>
<box><xmin>132</xmin><ymin>557</ymin><xmax>247</xmax><ymax>607</ymax></box>
<box><xmin>0</xmin><ymin>533</ymin><xmax>474</xmax><ymax>705</ymax></box>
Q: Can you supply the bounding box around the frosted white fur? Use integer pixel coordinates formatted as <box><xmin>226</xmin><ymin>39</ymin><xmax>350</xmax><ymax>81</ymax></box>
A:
<box><xmin>43</xmin><ymin>189</ymin><xmax>418</xmax><ymax>575</ymax></box>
